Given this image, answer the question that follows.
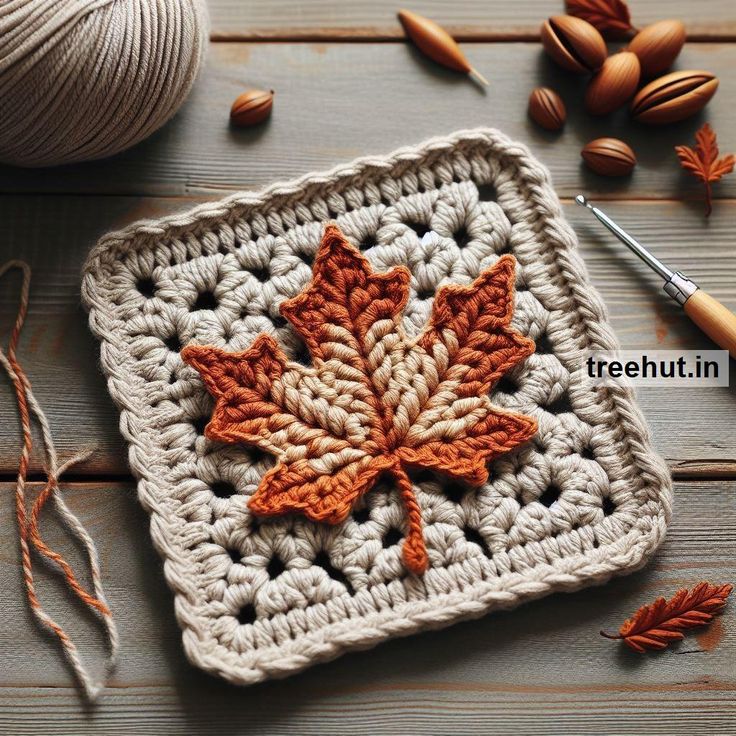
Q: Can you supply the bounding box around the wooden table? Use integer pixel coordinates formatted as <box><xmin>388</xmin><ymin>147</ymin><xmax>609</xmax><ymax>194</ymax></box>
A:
<box><xmin>1</xmin><ymin>2</ymin><xmax>735</xmax><ymax>733</ymax></box>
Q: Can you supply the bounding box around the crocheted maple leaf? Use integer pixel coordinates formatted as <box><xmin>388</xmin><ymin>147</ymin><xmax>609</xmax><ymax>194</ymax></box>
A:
<box><xmin>182</xmin><ymin>225</ymin><xmax>536</xmax><ymax>574</ymax></box>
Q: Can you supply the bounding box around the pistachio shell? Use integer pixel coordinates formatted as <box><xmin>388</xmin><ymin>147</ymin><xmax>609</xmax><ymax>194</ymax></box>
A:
<box><xmin>230</xmin><ymin>89</ymin><xmax>274</xmax><ymax>126</ymax></box>
<box><xmin>585</xmin><ymin>51</ymin><xmax>641</xmax><ymax>115</ymax></box>
<box><xmin>581</xmin><ymin>138</ymin><xmax>636</xmax><ymax>176</ymax></box>
<box><xmin>528</xmin><ymin>87</ymin><xmax>566</xmax><ymax>130</ymax></box>
<box><xmin>628</xmin><ymin>19</ymin><xmax>686</xmax><ymax>77</ymax></box>
<box><xmin>541</xmin><ymin>15</ymin><xmax>607</xmax><ymax>74</ymax></box>
<box><xmin>631</xmin><ymin>70</ymin><xmax>719</xmax><ymax>124</ymax></box>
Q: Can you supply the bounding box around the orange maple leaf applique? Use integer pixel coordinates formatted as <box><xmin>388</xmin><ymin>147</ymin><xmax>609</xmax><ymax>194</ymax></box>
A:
<box><xmin>181</xmin><ymin>225</ymin><xmax>537</xmax><ymax>575</ymax></box>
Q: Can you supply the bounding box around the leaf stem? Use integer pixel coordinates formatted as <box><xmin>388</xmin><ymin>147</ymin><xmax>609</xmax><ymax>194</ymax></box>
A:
<box><xmin>600</xmin><ymin>630</ymin><xmax>623</xmax><ymax>640</ymax></box>
<box><xmin>705</xmin><ymin>180</ymin><xmax>713</xmax><ymax>217</ymax></box>
<box><xmin>393</xmin><ymin>464</ymin><xmax>428</xmax><ymax>575</ymax></box>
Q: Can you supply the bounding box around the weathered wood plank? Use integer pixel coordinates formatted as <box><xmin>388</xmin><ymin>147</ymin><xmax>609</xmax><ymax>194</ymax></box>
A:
<box><xmin>0</xmin><ymin>480</ymin><xmax>733</xmax><ymax>734</ymax></box>
<box><xmin>205</xmin><ymin>0</ymin><xmax>736</xmax><ymax>40</ymax></box>
<box><xmin>0</xmin><ymin>686</ymin><xmax>733</xmax><ymax>735</ymax></box>
<box><xmin>1</xmin><ymin>197</ymin><xmax>734</xmax><ymax>475</ymax></box>
<box><xmin>0</xmin><ymin>43</ymin><xmax>733</xmax><ymax>198</ymax></box>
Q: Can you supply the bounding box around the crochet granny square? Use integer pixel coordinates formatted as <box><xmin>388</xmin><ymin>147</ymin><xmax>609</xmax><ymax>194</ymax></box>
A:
<box><xmin>83</xmin><ymin>129</ymin><xmax>672</xmax><ymax>685</ymax></box>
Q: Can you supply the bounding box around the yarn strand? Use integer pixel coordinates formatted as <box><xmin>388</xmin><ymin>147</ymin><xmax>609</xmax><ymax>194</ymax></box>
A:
<box><xmin>393</xmin><ymin>465</ymin><xmax>429</xmax><ymax>575</ymax></box>
<box><xmin>0</xmin><ymin>260</ymin><xmax>118</xmax><ymax>701</ymax></box>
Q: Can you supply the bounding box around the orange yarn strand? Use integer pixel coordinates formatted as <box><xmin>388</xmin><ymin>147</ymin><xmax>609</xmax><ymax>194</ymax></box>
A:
<box><xmin>28</xmin><ymin>485</ymin><xmax>111</xmax><ymax>616</ymax></box>
<box><xmin>393</xmin><ymin>465</ymin><xmax>429</xmax><ymax>574</ymax></box>
<box><xmin>1</xmin><ymin>260</ymin><xmax>117</xmax><ymax>700</ymax></box>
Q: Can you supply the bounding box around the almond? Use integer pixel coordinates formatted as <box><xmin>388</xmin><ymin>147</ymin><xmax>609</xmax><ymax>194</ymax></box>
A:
<box><xmin>631</xmin><ymin>71</ymin><xmax>718</xmax><ymax>125</ymax></box>
<box><xmin>585</xmin><ymin>51</ymin><xmax>640</xmax><ymax>115</ymax></box>
<box><xmin>528</xmin><ymin>87</ymin><xmax>566</xmax><ymax>130</ymax></box>
<box><xmin>628</xmin><ymin>19</ymin><xmax>686</xmax><ymax>77</ymax></box>
<box><xmin>230</xmin><ymin>89</ymin><xmax>274</xmax><ymax>126</ymax></box>
<box><xmin>540</xmin><ymin>15</ymin><xmax>607</xmax><ymax>74</ymax></box>
<box><xmin>581</xmin><ymin>138</ymin><xmax>636</xmax><ymax>176</ymax></box>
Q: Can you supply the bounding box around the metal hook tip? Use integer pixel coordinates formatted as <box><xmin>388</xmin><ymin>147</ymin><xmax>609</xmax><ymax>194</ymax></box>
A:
<box><xmin>575</xmin><ymin>194</ymin><xmax>591</xmax><ymax>208</ymax></box>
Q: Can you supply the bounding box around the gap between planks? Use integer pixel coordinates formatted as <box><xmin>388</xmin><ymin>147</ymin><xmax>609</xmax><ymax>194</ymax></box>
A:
<box><xmin>1</xmin><ymin>678</ymin><xmax>735</xmax><ymax>692</ymax></box>
<box><xmin>208</xmin><ymin>31</ymin><xmax>736</xmax><ymax>43</ymax></box>
<box><xmin>5</xmin><ymin>194</ymin><xmax>736</xmax><ymax>204</ymax></box>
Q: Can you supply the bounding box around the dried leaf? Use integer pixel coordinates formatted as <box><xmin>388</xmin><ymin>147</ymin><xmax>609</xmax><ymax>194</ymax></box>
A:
<box><xmin>675</xmin><ymin>123</ymin><xmax>735</xmax><ymax>216</ymax></box>
<box><xmin>182</xmin><ymin>225</ymin><xmax>536</xmax><ymax>574</ymax></box>
<box><xmin>602</xmin><ymin>582</ymin><xmax>733</xmax><ymax>653</ymax></box>
<box><xmin>565</xmin><ymin>0</ymin><xmax>634</xmax><ymax>38</ymax></box>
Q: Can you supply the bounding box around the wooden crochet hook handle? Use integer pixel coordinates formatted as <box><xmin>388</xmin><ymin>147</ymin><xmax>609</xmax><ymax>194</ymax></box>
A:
<box><xmin>576</xmin><ymin>195</ymin><xmax>736</xmax><ymax>359</ymax></box>
<box><xmin>683</xmin><ymin>290</ymin><xmax>736</xmax><ymax>359</ymax></box>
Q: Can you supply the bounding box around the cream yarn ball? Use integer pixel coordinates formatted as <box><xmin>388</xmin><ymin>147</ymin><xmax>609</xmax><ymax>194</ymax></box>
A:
<box><xmin>0</xmin><ymin>0</ymin><xmax>209</xmax><ymax>168</ymax></box>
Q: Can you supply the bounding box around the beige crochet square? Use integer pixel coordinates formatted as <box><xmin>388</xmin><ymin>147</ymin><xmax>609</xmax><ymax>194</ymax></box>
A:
<box><xmin>83</xmin><ymin>129</ymin><xmax>672</xmax><ymax>685</ymax></box>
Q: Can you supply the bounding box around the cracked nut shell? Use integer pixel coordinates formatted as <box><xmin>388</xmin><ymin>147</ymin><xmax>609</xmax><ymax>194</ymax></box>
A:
<box><xmin>631</xmin><ymin>70</ymin><xmax>718</xmax><ymax>125</ymax></box>
<box><xmin>585</xmin><ymin>51</ymin><xmax>641</xmax><ymax>115</ymax></box>
<box><xmin>581</xmin><ymin>138</ymin><xmax>637</xmax><ymax>176</ymax></box>
<box><xmin>528</xmin><ymin>87</ymin><xmax>566</xmax><ymax>130</ymax></box>
<box><xmin>230</xmin><ymin>89</ymin><xmax>274</xmax><ymax>126</ymax></box>
<box><xmin>541</xmin><ymin>15</ymin><xmax>607</xmax><ymax>74</ymax></box>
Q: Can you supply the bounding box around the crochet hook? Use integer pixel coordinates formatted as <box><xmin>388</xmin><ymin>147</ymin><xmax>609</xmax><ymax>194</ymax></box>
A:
<box><xmin>575</xmin><ymin>195</ymin><xmax>736</xmax><ymax>359</ymax></box>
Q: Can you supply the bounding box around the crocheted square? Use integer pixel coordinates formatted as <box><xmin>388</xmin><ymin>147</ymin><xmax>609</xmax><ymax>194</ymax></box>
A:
<box><xmin>83</xmin><ymin>129</ymin><xmax>672</xmax><ymax>685</ymax></box>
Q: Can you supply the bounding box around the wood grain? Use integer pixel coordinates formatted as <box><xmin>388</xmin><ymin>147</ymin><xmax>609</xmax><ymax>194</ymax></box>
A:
<box><xmin>205</xmin><ymin>0</ymin><xmax>736</xmax><ymax>40</ymax></box>
<box><xmin>1</xmin><ymin>197</ymin><xmax>734</xmax><ymax>476</ymax></box>
<box><xmin>2</xmin><ymin>1</ymin><xmax>734</xmax><ymax>729</ymax></box>
<box><xmin>0</xmin><ymin>686</ymin><xmax>733</xmax><ymax>735</ymax></box>
<box><xmin>0</xmin><ymin>686</ymin><xmax>732</xmax><ymax>735</ymax></box>
<box><xmin>0</xmin><ymin>43</ymin><xmax>733</xmax><ymax>198</ymax></box>
<box><xmin>0</xmin><ymin>480</ymin><xmax>733</xmax><ymax>733</ymax></box>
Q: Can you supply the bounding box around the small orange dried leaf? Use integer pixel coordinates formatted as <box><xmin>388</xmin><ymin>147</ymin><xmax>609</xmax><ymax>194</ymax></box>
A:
<box><xmin>565</xmin><ymin>0</ymin><xmax>634</xmax><ymax>38</ymax></box>
<box><xmin>675</xmin><ymin>123</ymin><xmax>735</xmax><ymax>217</ymax></box>
<box><xmin>602</xmin><ymin>582</ymin><xmax>733</xmax><ymax>653</ymax></box>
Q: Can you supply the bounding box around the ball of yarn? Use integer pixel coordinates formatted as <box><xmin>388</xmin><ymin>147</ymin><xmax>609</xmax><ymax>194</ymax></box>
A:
<box><xmin>0</xmin><ymin>0</ymin><xmax>209</xmax><ymax>168</ymax></box>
